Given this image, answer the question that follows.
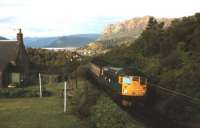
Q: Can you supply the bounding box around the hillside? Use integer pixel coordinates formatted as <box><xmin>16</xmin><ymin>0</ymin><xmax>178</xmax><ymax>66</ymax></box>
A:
<box><xmin>0</xmin><ymin>36</ymin><xmax>7</xmax><ymax>40</ymax></box>
<box><xmin>85</xmin><ymin>16</ymin><xmax>172</xmax><ymax>51</ymax></box>
<box><xmin>47</xmin><ymin>34</ymin><xmax>99</xmax><ymax>48</ymax></box>
<box><xmin>96</xmin><ymin>13</ymin><xmax>200</xmax><ymax>98</ymax></box>
<box><xmin>24</xmin><ymin>37</ymin><xmax>57</xmax><ymax>48</ymax></box>
<box><xmin>24</xmin><ymin>34</ymin><xmax>99</xmax><ymax>48</ymax></box>
<box><xmin>93</xmin><ymin>14</ymin><xmax>200</xmax><ymax>127</ymax></box>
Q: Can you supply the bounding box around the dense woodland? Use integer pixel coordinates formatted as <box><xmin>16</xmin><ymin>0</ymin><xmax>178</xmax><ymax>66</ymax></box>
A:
<box><xmin>96</xmin><ymin>13</ymin><xmax>200</xmax><ymax>98</ymax></box>
<box><xmin>27</xmin><ymin>48</ymin><xmax>81</xmax><ymax>82</ymax></box>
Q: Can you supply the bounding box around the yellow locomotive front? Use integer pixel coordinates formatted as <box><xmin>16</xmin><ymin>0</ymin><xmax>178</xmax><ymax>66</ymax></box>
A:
<box><xmin>118</xmin><ymin>75</ymin><xmax>147</xmax><ymax>96</ymax></box>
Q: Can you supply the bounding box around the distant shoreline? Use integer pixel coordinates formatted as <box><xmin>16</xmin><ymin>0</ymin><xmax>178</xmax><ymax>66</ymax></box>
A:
<box><xmin>42</xmin><ymin>47</ymin><xmax>78</xmax><ymax>51</ymax></box>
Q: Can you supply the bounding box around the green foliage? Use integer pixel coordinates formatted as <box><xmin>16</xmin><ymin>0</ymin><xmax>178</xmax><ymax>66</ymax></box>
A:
<box><xmin>27</xmin><ymin>48</ymin><xmax>70</xmax><ymax>73</ymax></box>
<box><xmin>0</xmin><ymin>87</ymin><xmax>51</xmax><ymax>98</ymax></box>
<box><xmin>71</xmin><ymin>83</ymin><xmax>100</xmax><ymax>117</ymax></box>
<box><xmin>27</xmin><ymin>48</ymin><xmax>82</xmax><ymax>82</ymax></box>
<box><xmin>90</xmin><ymin>95</ymin><xmax>142</xmax><ymax>128</ymax></box>
<box><xmin>0</xmin><ymin>88</ymin><xmax>25</xmax><ymax>98</ymax></box>
<box><xmin>40</xmin><ymin>74</ymin><xmax>60</xmax><ymax>84</ymax></box>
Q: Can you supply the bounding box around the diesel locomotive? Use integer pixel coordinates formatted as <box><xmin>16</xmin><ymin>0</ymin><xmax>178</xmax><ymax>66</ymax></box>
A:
<box><xmin>90</xmin><ymin>62</ymin><xmax>149</xmax><ymax>105</ymax></box>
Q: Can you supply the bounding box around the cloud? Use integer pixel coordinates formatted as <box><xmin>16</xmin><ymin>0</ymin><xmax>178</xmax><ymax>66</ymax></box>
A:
<box><xmin>0</xmin><ymin>17</ymin><xmax>15</xmax><ymax>23</ymax></box>
<box><xmin>26</xmin><ymin>27</ymin><xmax>55</xmax><ymax>33</ymax></box>
<box><xmin>0</xmin><ymin>0</ymin><xmax>31</xmax><ymax>7</ymax></box>
<box><xmin>0</xmin><ymin>0</ymin><xmax>200</xmax><ymax>38</ymax></box>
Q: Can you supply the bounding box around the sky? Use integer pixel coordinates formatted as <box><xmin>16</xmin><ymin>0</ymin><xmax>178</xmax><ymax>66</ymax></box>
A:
<box><xmin>0</xmin><ymin>0</ymin><xmax>200</xmax><ymax>38</ymax></box>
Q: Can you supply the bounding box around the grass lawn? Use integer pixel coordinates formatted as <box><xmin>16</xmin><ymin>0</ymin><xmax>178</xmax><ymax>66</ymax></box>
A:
<box><xmin>0</xmin><ymin>83</ymin><xmax>85</xmax><ymax>128</ymax></box>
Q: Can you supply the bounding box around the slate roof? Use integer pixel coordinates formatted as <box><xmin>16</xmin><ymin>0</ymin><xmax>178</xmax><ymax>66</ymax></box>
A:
<box><xmin>0</xmin><ymin>40</ymin><xmax>20</xmax><ymax>71</ymax></box>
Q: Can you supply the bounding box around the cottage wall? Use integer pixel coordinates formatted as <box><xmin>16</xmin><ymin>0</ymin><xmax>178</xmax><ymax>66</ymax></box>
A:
<box><xmin>0</xmin><ymin>72</ymin><xmax>2</xmax><ymax>87</ymax></box>
<box><xmin>0</xmin><ymin>29</ymin><xmax>30</xmax><ymax>88</ymax></box>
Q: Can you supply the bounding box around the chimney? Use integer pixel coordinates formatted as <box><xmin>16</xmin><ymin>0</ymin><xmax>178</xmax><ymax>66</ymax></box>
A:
<box><xmin>17</xmin><ymin>28</ymin><xmax>23</xmax><ymax>43</ymax></box>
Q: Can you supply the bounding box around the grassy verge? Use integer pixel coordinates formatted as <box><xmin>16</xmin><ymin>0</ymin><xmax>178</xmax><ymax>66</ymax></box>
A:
<box><xmin>0</xmin><ymin>83</ymin><xmax>86</xmax><ymax>128</ymax></box>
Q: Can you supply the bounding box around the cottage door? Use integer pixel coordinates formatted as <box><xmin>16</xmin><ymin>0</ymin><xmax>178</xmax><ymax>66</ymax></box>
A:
<box><xmin>11</xmin><ymin>72</ymin><xmax>20</xmax><ymax>86</ymax></box>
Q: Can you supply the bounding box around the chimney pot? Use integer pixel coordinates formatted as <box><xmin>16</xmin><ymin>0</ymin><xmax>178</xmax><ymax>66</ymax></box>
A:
<box><xmin>19</xmin><ymin>28</ymin><xmax>22</xmax><ymax>33</ymax></box>
<box><xmin>17</xmin><ymin>28</ymin><xmax>23</xmax><ymax>43</ymax></box>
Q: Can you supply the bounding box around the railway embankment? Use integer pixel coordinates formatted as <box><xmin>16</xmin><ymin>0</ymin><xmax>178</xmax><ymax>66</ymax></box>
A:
<box><xmin>67</xmin><ymin>65</ymin><xmax>145</xmax><ymax>128</ymax></box>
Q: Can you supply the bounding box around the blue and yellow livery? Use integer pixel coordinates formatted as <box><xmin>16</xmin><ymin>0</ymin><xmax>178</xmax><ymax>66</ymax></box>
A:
<box><xmin>90</xmin><ymin>63</ymin><xmax>148</xmax><ymax>97</ymax></box>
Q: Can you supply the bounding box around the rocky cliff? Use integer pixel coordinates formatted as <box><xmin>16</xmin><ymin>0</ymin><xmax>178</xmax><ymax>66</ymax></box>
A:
<box><xmin>99</xmin><ymin>16</ymin><xmax>172</xmax><ymax>40</ymax></box>
<box><xmin>85</xmin><ymin>16</ymin><xmax>173</xmax><ymax>53</ymax></box>
<box><xmin>102</xmin><ymin>16</ymin><xmax>150</xmax><ymax>35</ymax></box>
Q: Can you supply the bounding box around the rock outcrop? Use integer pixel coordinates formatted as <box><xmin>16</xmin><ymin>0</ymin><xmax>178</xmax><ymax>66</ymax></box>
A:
<box><xmin>99</xmin><ymin>16</ymin><xmax>172</xmax><ymax>40</ymax></box>
<box><xmin>102</xmin><ymin>16</ymin><xmax>150</xmax><ymax>35</ymax></box>
<box><xmin>85</xmin><ymin>16</ymin><xmax>173</xmax><ymax>54</ymax></box>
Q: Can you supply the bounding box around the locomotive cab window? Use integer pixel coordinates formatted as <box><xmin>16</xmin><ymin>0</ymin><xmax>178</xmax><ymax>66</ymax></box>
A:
<box><xmin>123</xmin><ymin>76</ymin><xmax>132</xmax><ymax>85</ymax></box>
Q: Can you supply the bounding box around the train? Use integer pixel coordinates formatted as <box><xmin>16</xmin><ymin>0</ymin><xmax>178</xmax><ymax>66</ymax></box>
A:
<box><xmin>89</xmin><ymin>62</ymin><xmax>150</xmax><ymax>106</ymax></box>
<box><xmin>89</xmin><ymin>61</ymin><xmax>200</xmax><ymax>127</ymax></box>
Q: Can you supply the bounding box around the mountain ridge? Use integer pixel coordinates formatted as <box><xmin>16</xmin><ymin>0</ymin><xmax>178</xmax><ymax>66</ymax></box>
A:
<box><xmin>0</xmin><ymin>36</ymin><xmax>8</xmax><ymax>40</ymax></box>
<box><xmin>24</xmin><ymin>34</ymin><xmax>100</xmax><ymax>48</ymax></box>
<box><xmin>47</xmin><ymin>34</ymin><xmax>99</xmax><ymax>48</ymax></box>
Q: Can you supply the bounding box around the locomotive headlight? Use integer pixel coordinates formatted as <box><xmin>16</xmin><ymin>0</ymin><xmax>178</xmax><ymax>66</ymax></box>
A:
<box><xmin>123</xmin><ymin>89</ymin><xmax>128</xmax><ymax>94</ymax></box>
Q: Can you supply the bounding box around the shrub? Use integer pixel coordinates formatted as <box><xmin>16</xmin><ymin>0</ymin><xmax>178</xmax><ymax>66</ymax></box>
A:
<box><xmin>0</xmin><ymin>88</ymin><xmax>51</xmax><ymax>98</ymax></box>
<box><xmin>90</xmin><ymin>95</ymin><xmax>143</xmax><ymax>128</ymax></box>
<box><xmin>70</xmin><ymin>81</ymin><xmax>100</xmax><ymax>117</ymax></box>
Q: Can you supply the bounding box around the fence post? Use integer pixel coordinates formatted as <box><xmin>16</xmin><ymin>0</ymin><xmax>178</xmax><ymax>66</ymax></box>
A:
<box><xmin>64</xmin><ymin>81</ymin><xmax>67</xmax><ymax>112</ymax></box>
<box><xmin>39</xmin><ymin>73</ymin><xmax>42</xmax><ymax>98</ymax></box>
<box><xmin>76</xmin><ymin>69</ymin><xmax>78</xmax><ymax>89</ymax></box>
